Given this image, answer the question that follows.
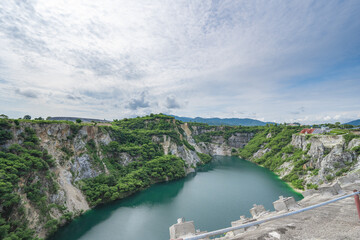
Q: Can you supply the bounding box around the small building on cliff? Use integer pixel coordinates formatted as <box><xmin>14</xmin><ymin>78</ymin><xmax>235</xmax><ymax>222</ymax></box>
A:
<box><xmin>300</xmin><ymin>127</ymin><xmax>330</xmax><ymax>134</ymax></box>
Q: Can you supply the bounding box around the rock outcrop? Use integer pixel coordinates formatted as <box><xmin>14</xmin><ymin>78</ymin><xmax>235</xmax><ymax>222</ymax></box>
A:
<box><xmin>228</xmin><ymin>133</ymin><xmax>254</xmax><ymax>148</ymax></box>
<box><xmin>185</xmin><ymin>124</ymin><xmax>254</xmax><ymax>156</ymax></box>
<box><xmin>250</xmin><ymin>133</ymin><xmax>360</xmax><ymax>188</ymax></box>
<box><xmin>290</xmin><ymin>134</ymin><xmax>358</xmax><ymax>184</ymax></box>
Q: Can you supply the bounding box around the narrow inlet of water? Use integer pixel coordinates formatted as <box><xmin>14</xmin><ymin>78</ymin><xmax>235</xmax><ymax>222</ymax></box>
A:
<box><xmin>50</xmin><ymin>156</ymin><xmax>303</xmax><ymax>240</ymax></box>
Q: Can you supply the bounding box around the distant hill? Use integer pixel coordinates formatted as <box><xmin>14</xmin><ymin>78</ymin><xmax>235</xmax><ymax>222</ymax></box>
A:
<box><xmin>171</xmin><ymin>115</ymin><xmax>274</xmax><ymax>126</ymax></box>
<box><xmin>49</xmin><ymin>117</ymin><xmax>110</xmax><ymax>123</ymax></box>
<box><xmin>345</xmin><ymin>119</ymin><xmax>360</xmax><ymax>126</ymax></box>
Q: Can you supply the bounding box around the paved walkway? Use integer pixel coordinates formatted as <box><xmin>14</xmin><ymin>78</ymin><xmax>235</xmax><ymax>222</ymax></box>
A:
<box><xmin>228</xmin><ymin>183</ymin><xmax>360</xmax><ymax>240</ymax></box>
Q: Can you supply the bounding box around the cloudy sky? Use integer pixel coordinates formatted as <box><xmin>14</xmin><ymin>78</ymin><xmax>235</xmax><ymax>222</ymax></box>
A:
<box><xmin>0</xmin><ymin>0</ymin><xmax>359</xmax><ymax>124</ymax></box>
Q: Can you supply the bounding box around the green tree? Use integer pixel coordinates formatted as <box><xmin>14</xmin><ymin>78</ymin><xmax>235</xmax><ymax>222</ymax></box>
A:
<box><xmin>23</xmin><ymin>115</ymin><xmax>31</xmax><ymax>120</ymax></box>
<box><xmin>76</xmin><ymin>119</ymin><xmax>82</xmax><ymax>124</ymax></box>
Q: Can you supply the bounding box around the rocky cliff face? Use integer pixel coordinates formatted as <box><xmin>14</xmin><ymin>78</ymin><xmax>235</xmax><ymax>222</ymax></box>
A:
<box><xmin>291</xmin><ymin>134</ymin><xmax>359</xmax><ymax>185</ymax></box>
<box><xmin>3</xmin><ymin>122</ymin><xmax>113</xmax><ymax>237</ymax></box>
<box><xmin>183</xmin><ymin>123</ymin><xmax>253</xmax><ymax>156</ymax></box>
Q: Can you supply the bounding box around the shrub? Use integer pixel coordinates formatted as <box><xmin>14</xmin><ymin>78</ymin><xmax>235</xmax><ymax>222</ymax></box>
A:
<box><xmin>326</xmin><ymin>174</ymin><xmax>335</xmax><ymax>181</ymax></box>
<box><xmin>352</xmin><ymin>146</ymin><xmax>360</xmax><ymax>155</ymax></box>
<box><xmin>344</xmin><ymin>133</ymin><xmax>360</xmax><ymax>145</ymax></box>
<box><xmin>306</xmin><ymin>183</ymin><xmax>318</xmax><ymax>190</ymax></box>
<box><xmin>196</xmin><ymin>152</ymin><xmax>212</xmax><ymax>165</ymax></box>
<box><xmin>291</xmin><ymin>179</ymin><xmax>304</xmax><ymax>190</ymax></box>
<box><xmin>183</xmin><ymin>140</ymin><xmax>195</xmax><ymax>151</ymax></box>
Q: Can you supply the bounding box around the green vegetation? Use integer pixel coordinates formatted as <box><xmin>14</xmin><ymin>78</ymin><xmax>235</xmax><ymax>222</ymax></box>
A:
<box><xmin>0</xmin><ymin>119</ymin><xmax>61</xmax><ymax>239</ymax></box>
<box><xmin>238</xmin><ymin>125</ymin><xmax>307</xmax><ymax>189</ymax></box>
<box><xmin>336</xmin><ymin>167</ymin><xmax>350</xmax><ymax>176</ymax></box>
<box><xmin>352</xmin><ymin>146</ymin><xmax>360</xmax><ymax>155</ymax></box>
<box><xmin>240</xmin><ymin>125</ymin><xmax>303</xmax><ymax>170</ymax></box>
<box><xmin>81</xmin><ymin>155</ymin><xmax>185</xmax><ymax>206</ymax></box>
<box><xmin>323</xmin><ymin>148</ymin><xmax>331</xmax><ymax>156</ymax></box>
<box><xmin>311</xmin><ymin>168</ymin><xmax>319</xmax><ymax>176</ymax></box>
<box><xmin>196</xmin><ymin>152</ymin><xmax>212</xmax><ymax>165</ymax></box>
<box><xmin>306</xmin><ymin>183</ymin><xmax>318</xmax><ymax>190</ymax></box>
<box><xmin>0</xmin><ymin>119</ymin><xmax>13</xmax><ymax>145</ymax></box>
<box><xmin>305</xmin><ymin>134</ymin><xmax>312</xmax><ymax>140</ymax></box>
<box><xmin>326</xmin><ymin>174</ymin><xmax>335</xmax><ymax>181</ymax></box>
<box><xmin>67</xmin><ymin>124</ymin><xmax>82</xmax><ymax>140</ymax></box>
<box><xmin>344</xmin><ymin>133</ymin><xmax>360</xmax><ymax>145</ymax></box>
<box><xmin>330</xmin><ymin>129</ymin><xmax>348</xmax><ymax>135</ymax></box>
<box><xmin>191</xmin><ymin>124</ymin><xmax>263</xmax><ymax>144</ymax></box>
<box><xmin>80</xmin><ymin>114</ymin><xmax>189</xmax><ymax>206</ymax></box>
<box><xmin>291</xmin><ymin>179</ymin><xmax>304</xmax><ymax>190</ymax></box>
<box><xmin>236</xmin><ymin>128</ymin><xmax>270</xmax><ymax>159</ymax></box>
<box><xmin>182</xmin><ymin>139</ymin><xmax>195</xmax><ymax>151</ymax></box>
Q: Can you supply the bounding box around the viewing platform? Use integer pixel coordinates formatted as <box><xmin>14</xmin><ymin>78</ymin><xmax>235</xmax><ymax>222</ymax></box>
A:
<box><xmin>169</xmin><ymin>177</ymin><xmax>360</xmax><ymax>240</ymax></box>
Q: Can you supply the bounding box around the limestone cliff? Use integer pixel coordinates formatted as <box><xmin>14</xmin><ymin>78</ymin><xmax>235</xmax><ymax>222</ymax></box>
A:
<box><xmin>289</xmin><ymin>134</ymin><xmax>359</xmax><ymax>185</ymax></box>
<box><xmin>247</xmin><ymin>131</ymin><xmax>360</xmax><ymax>189</ymax></box>
<box><xmin>183</xmin><ymin>123</ymin><xmax>254</xmax><ymax>156</ymax></box>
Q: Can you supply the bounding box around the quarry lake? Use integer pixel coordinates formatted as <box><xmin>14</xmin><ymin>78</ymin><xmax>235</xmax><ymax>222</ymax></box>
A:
<box><xmin>50</xmin><ymin>156</ymin><xmax>303</xmax><ymax>240</ymax></box>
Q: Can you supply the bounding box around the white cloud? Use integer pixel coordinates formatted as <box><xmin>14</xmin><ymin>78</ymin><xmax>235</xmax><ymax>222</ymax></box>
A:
<box><xmin>0</xmin><ymin>0</ymin><xmax>359</xmax><ymax>123</ymax></box>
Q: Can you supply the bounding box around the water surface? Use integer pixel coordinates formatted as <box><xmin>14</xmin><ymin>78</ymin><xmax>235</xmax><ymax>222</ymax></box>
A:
<box><xmin>50</xmin><ymin>156</ymin><xmax>302</xmax><ymax>240</ymax></box>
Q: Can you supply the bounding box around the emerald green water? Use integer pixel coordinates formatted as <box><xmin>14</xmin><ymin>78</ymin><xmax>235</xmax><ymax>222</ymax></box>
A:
<box><xmin>50</xmin><ymin>156</ymin><xmax>302</xmax><ymax>240</ymax></box>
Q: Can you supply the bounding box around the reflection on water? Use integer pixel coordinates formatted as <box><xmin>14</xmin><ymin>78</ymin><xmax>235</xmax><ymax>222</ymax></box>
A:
<box><xmin>50</xmin><ymin>156</ymin><xmax>302</xmax><ymax>240</ymax></box>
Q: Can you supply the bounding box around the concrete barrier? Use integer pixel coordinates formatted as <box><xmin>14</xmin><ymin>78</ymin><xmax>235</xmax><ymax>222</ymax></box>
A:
<box><xmin>273</xmin><ymin>196</ymin><xmax>298</xmax><ymax>212</ymax></box>
<box><xmin>169</xmin><ymin>218</ymin><xmax>195</xmax><ymax>239</ymax></box>
<box><xmin>169</xmin><ymin>218</ymin><xmax>209</xmax><ymax>240</ymax></box>
<box><xmin>249</xmin><ymin>204</ymin><xmax>267</xmax><ymax>218</ymax></box>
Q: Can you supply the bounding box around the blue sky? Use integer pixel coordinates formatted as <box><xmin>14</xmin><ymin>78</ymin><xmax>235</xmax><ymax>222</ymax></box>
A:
<box><xmin>0</xmin><ymin>0</ymin><xmax>359</xmax><ymax>124</ymax></box>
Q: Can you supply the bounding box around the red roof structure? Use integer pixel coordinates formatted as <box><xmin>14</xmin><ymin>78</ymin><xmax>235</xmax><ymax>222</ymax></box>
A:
<box><xmin>300</xmin><ymin>128</ymin><xmax>315</xmax><ymax>134</ymax></box>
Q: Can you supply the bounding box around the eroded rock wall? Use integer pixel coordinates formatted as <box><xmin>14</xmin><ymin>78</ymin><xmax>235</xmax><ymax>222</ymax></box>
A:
<box><xmin>287</xmin><ymin>134</ymin><xmax>358</xmax><ymax>186</ymax></box>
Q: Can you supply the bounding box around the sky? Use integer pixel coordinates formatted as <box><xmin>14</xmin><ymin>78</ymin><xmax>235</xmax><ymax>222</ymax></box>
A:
<box><xmin>0</xmin><ymin>0</ymin><xmax>360</xmax><ymax>124</ymax></box>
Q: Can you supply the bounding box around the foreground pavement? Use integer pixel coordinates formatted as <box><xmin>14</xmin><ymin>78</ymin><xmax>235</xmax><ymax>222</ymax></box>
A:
<box><xmin>227</xmin><ymin>182</ymin><xmax>360</xmax><ymax>240</ymax></box>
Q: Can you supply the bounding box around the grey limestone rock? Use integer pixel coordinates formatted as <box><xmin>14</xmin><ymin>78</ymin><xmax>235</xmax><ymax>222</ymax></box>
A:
<box><xmin>348</xmin><ymin>138</ymin><xmax>360</xmax><ymax>150</ymax></box>
<box><xmin>50</xmin><ymin>190</ymin><xmax>66</xmax><ymax>205</ymax></box>
<box><xmin>71</xmin><ymin>154</ymin><xmax>100</xmax><ymax>181</ymax></box>
<box><xmin>228</xmin><ymin>133</ymin><xmax>254</xmax><ymax>148</ymax></box>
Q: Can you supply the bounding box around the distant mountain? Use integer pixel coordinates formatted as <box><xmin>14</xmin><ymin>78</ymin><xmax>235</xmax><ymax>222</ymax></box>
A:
<box><xmin>171</xmin><ymin>115</ymin><xmax>274</xmax><ymax>126</ymax></box>
<box><xmin>49</xmin><ymin>117</ymin><xmax>110</xmax><ymax>123</ymax></box>
<box><xmin>345</xmin><ymin>119</ymin><xmax>360</xmax><ymax>126</ymax></box>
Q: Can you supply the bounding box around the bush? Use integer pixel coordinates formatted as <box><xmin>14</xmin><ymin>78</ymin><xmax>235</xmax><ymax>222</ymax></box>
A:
<box><xmin>344</xmin><ymin>133</ymin><xmax>360</xmax><ymax>145</ymax></box>
<box><xmin>183</xmin><ymin>140</ymin><xmax>195</xmax><ymax>151</ymax></box>
<box><xmin>335</xmin><ymin>167</ymin><xmax>350</xmax><ymax>176</ymax></box>
<box><xmin>291</xmin><ymin>179</ymin><xmax>304</xmax><ymax>190</ymax></box>
<box><xmin>352</xmin><ymin>146</ymin><xmax>360</xmax><ymax>155</ymax></box>
<box><xmin>81</xmin><ymin>155</ymin><xmax>186</xmax><ymax>206</ymax></box>
<box><xmin>0</xmin><ymin>124</ymin><xmax>60</xmax><ymax>239</ymax></box>
<box><xmin>326</xmin><ymin>174</ymin><xmax>335</xmax><ymax>181</ymax></box>
<box><xmin>306</xmin><ymin>183</ymin><xmax>318</xmax><ymax>190</ymax></box>
<box><xmin>196</xmin><ymin>152</ymin><xmax>212</xmax><ymax>165</ymax></box>
<box><xmin>44</xmin><ymin>219</ymin><xmax>59</xmax><ymax>235</ymax></box>
<box><xmin>311</xmin><ymin>169</ymin><xmax>319</xmax><ymax>176</ymax></box>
